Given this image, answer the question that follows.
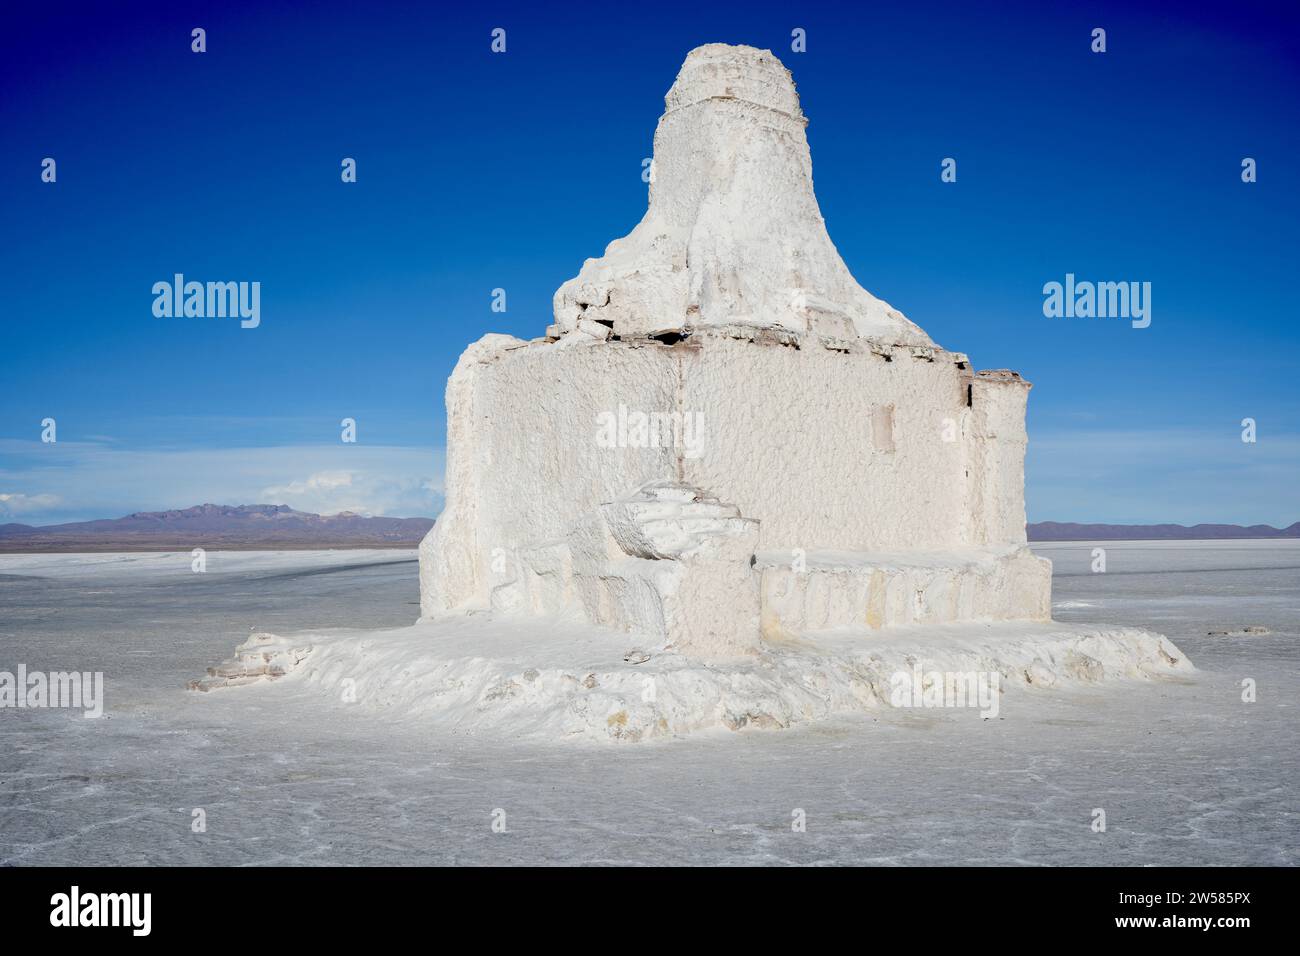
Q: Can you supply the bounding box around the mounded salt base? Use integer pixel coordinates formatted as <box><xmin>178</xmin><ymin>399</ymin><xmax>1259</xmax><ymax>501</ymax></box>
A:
<box><xmin>189</xmin><ymin>617</ymin><xmax>1193</xmax><ymax>743</ymax></box>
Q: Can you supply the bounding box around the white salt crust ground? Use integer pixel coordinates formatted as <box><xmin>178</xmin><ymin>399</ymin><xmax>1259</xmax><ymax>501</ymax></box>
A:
<box><xmin>191</xmin><ymin>614</ymin><xmax>1192</xmax><ymax>742</ymax></box>
<box><xmin>4</xmin><ymin>544</ymin><xmax>1295</xmax><ymax>865</ymax></box>
<box><xmin>0</xmin><ymin>549</ymin><xmax>410</xmax><ymax>580</ymax></box>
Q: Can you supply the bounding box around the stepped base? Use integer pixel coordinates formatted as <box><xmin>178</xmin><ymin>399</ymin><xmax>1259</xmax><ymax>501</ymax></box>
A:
<box><xmin>757</xmin><ymin>546</ymin><xmax>1052</xmax><ymax>636</ymax></box>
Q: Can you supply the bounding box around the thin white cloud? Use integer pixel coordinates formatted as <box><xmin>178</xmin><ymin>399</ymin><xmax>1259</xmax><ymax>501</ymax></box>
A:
<box><xmin>0</xmin><ymin>492</ymin><xmax>63</xmax><ymax>519</ymax></box>
<box><xmin>3</xmin><ymin>426</ymin><xmax>1295</xmax><ymax>528</ymax></box>
<box><xmin>0</xmin><ymin>440</ymin><xmax>443</xmax><ymax>524</ymax></box>
<box><xmin>261</xmin><ymin>470</ymin><xmax>437</xmax><ymax>517</ymax></box>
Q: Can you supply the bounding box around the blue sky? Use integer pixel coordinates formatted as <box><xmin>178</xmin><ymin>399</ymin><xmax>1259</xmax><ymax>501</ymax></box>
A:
<box><xmin>1</xmin><ymin>0</ymin><xmax>1297</xmax><ymax>525</ymax></box>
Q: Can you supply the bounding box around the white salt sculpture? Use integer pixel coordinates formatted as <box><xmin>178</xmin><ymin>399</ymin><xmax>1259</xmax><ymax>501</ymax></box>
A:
<box><xmin>419</xmin><ymin>43</ymin><xmax>1052</xmax><ymax>659</ymax></box>
<box><xmin>191</xmin><ymin>43</ymin><xmax>1189</xmax><ymax>737</ymax></box>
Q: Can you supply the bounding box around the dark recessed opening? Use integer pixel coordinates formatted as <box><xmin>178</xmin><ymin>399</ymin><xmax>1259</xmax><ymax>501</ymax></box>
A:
<box><xmin>650</xmin><ymin>330</ymin><xmax>689</xmax><ymax>345</ymax></box>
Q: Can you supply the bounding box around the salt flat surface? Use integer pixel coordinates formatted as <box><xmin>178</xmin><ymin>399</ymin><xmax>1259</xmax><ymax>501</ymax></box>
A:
<box><xmin>0</xmin><ymin>548</ymin><xmax>411</xmax><ymax>581</ymax></box>
<box><xmin>1</xmin><ymin>541</ymin><xmax>1296</xmax><ymax>865</ymax></box>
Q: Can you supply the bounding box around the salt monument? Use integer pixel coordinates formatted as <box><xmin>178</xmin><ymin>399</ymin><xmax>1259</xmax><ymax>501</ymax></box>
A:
<box><xmin>420</xmin><ymin>43</ymin><xmax>1050</xmax><ymax>657</ymax></box>
<box><xmin>192</xmin><ymin>44</ymin><xmax>1190</xmax><ymax>740</ymax></box>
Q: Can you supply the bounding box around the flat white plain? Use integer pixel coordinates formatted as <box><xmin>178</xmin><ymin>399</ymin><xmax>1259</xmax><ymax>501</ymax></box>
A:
<box><xmin>0</xmin><ymin>540</ymin><xmax>1295</xmax><ymax>865</ymax></box>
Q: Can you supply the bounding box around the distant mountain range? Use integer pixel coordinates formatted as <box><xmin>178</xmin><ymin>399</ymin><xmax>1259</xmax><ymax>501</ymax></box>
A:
<box><xmin>0</xmin><ymin>504</ymin><xmax>434</xmax><ymax>552</ymax></box>
<box><xmin>0</xmin><ymin>505</ymin><xmax>1295</xmax><ymax>552</ymax></box>
<box><xmin>1027</xmin><ymin>521</ymin><xmax>1300</xmax><ymax>541</ymax></box>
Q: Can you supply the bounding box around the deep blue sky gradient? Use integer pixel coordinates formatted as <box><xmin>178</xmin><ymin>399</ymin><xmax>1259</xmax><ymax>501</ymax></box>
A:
<box><xmin>2</xmin><ymin>0</ymin><xmax>1297</xmax><ymax>523</ymax></box>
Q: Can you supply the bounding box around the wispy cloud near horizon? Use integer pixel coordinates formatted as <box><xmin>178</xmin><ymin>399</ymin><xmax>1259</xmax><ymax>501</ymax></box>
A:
<box><xmin>4</xmin><ymin>424</ymin><xmax>1297</xmax><ymax>529</ymax></box>
<box><xmin>0</xmin><ymin>439</ymin><xmax>443</xmax><ymax>525</ymax></box>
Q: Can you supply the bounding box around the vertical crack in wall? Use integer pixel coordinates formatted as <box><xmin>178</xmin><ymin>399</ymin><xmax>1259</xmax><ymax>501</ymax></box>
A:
<box><xmin>673</xmin><ymin>347</ymin><xmax>686</xmax><ymax>483</ymax></box>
